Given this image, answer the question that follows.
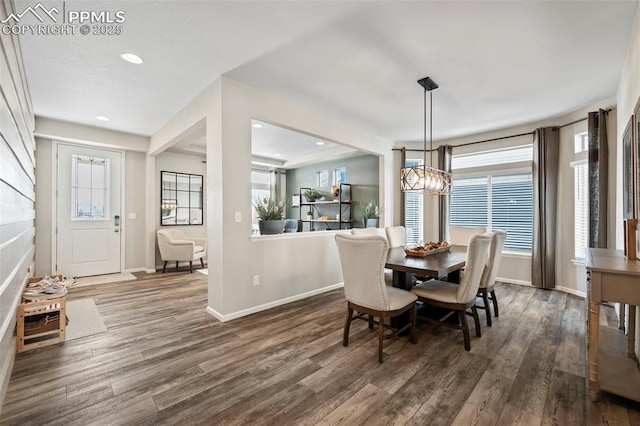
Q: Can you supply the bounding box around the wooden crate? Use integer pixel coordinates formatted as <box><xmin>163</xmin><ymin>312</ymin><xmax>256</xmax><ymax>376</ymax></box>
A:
<box><xmin>17</xmin><ymin>275</ymin><xmax>66</xmax><ymax>353</ymax></box>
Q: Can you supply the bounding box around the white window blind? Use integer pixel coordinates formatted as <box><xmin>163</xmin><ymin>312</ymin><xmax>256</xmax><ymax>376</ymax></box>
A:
<box><xmin>404</xmin><ymin>160</ymin><xmax>422</xmax><ymax>245</ymax></box>
<box><xmin>450</xmin><ymin>173</ymin><xmax>533</xmax><ymax>252</ymax></box>
<box><xmin>450</xmin><ymin>145</ymin><xmax>533</xmax><ymax>252</ymax></box>
<box><xmin>573</xmin><ymin>161</ymin><xmax>588</xmax><ymax>259</ymax></box>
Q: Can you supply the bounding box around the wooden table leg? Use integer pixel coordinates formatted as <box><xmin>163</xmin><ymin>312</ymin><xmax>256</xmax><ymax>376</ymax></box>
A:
<box><xmin>391</xmin><ymin>270</ymin><xmax>412</xmax><ymax>329</ymax></box>
<box><xmin>588</xmin><ymin>299</ymin><xmax>600</xmax><ymax>402</ymax></box>
<box><xmin>628</xmin><ymin>305</ymin><xmax>636</xmax><ymax>358</ymax></box>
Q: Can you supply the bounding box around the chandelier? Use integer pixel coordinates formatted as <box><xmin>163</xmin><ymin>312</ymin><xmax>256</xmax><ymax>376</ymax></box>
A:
<box><xmin>400</xmin><ymin>77</ymin><xmax>452</xmax><ymax>195</ymax></box>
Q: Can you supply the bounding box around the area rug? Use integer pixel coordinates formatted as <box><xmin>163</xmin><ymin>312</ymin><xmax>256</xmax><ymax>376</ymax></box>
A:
<box><xmin>73</xmin><ymin>272</ymin><xmax>137</xmax><ymax>288</ymax></box>
<box><xmin>196</xmin><ymin>269</ymin><xmax>208</xmax><ymax>275</ymax></box>
<box><xmin>65</xmin><ymin>298</ymin><xmax>107</xmax><ymax>341</ymax></box>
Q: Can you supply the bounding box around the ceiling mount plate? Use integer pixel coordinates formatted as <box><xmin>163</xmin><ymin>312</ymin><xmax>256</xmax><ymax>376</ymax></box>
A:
<box><xmin>417</xmin><ymin>77</ymin><xmax>438</xmax><ymax>91</ymax></box>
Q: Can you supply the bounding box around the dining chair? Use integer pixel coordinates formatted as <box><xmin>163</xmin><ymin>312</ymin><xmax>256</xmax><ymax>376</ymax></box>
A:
<box><xmin>477</xmin><ymin>230</ymin><xmax>507</xmax><ymax>326</ymax></box>
<box><xmin>385</xmin><ymin>226</ymin><xmax>407</xmax><ymax>248</ymax></box>
<box><xmin>351</xmin><ymin>227</ymin><xmax>380</xmax><ymax>236</ymax></box>
<box><xmin>384</xmin><ymin>226</ymin><xmax>420</xmax><ymax>286</ymax></box>
<box><xmin>410</xmin><ymin>234</ymin><xmax>491</xmax><ymax>351</ymax></box>
<box><xmin>449</xmin><ymin>225</ymin><xmax>487</xmax><ymax>246</ymax></box>
<box><xmin>335</xmin><ymin>234</ymin><xmax>417</xmax><ymax>363</ymax></box>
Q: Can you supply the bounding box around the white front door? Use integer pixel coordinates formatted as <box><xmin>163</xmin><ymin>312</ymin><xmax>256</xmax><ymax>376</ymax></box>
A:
<box><xmin>56</xmin><ymin>144</ymin><xmax>122</xmax><ymax>277</ymax></box>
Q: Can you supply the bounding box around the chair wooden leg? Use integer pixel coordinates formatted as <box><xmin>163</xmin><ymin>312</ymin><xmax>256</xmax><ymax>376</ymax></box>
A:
<box><xmin>409</xmin><ymin>303</ymin><xmax>417</xmax><ymax>344</ymax></box>
<box><xmin>482</xmin><ymin>291</ymin><xmax>492</xmax><ymax>326</ymax></box>
<box><xmin>460</xmin><ymin>310</ymin><xmax>471</xmax><ymax>351</ymax></box>
<box><xmin>471</xmin><ymin>306</ymin><xmax>482</xmax><ymax>338</ymax></box>
<box><xmin>162</xmin><ymin>261</ymin><xmax>167</xmax><ymax>273</ymax></box>
<box><xmin>491</xmin><ymin>290</ymin><xmax>499</xmax><ymax>317</ymax></box>
<box><xmin>378</xmin><ymin>316</ymin><xmax>385</xmax><ymax>363</ymax></box>
<box><xmin>343</xmin><ymin>307</ymin><xmax>353</xmax><ymax>347</ymax></box>
<box><xmin>200</xmin><ymin>258</ymin><xmax>205</xmax><ymax>269</ymax></box>
<box><xmin>189</xmin><ymin>261</ymin><xmax>193</xmax><ymax>273</ymax></box>
<box><xmin>368</xmin><ymin>314</ymin><xmax>374</xmax><ymax>330</ymax></box>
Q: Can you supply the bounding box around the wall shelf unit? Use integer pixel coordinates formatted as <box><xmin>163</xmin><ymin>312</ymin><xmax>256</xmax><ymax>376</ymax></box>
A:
<box><xmin>299</xmin><ymin>183</ymin><xmax>352</xmax><ymax>231</ymax></box>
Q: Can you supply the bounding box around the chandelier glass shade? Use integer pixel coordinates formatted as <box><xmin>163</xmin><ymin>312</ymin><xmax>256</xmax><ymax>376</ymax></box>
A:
<box><xmin>400</xmin><ymin>77</ymin><xmax>452</xmax><ymax>195</ymax></box>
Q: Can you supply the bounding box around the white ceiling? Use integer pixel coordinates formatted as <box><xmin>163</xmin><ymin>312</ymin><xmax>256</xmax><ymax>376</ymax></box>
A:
<box><xmin>16</xmin><ymin>1</ymin><xmax>638</xmax><ymax>145</ymax></box>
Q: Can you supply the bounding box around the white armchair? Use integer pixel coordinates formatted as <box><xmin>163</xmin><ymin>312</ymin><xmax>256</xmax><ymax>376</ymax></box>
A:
<box><xmin>157</xmin><ymin>229</ymin><xmax>207</xmax><ymax>273</ymax></box>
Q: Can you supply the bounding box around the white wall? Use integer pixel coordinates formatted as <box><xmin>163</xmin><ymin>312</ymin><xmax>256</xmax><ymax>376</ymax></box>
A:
<box><xmin>151</xmin><ymin>76</ymin><xmax>395</xmax><ymax>319</ymax></box>
<box><xmin>616</xmin><ymin>2</ymin><xmax>640</xmax><ymax>364</ymax></box>
<box><xmin>33</xmin><ymin>122</ymin><xmax>151</xmax><ymax>275</ymax></box>
<box><xmin>0</xmin><ymin>1</ymin><xmax>35</xmax><ymax>412</ymax></box>
<box><xmin>154</xmin><ymin>151</ymin><xmax>207</xmax><ymax>267</ymax></box>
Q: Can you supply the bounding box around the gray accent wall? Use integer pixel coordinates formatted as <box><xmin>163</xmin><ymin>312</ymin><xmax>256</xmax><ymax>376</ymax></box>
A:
<box><xmin>285</xmin><ymin>154</ymin><xmax>379</xmax><ymax>228</ymax></box>
<box><xmin>0</xmin><ymin>1</ymin><xmax>36</xmax><ymax>411</ymax></box>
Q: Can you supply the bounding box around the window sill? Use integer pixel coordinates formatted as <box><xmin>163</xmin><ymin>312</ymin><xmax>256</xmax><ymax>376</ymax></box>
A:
<box><xmin>502</xmin><ymin>251</ymin><xmax>531</xmax><ymax>260</ymax></box>
<box><xmin>571</xmin><ymin>258</ymin><xmax>585</xmax><ymax>266</ymax></box>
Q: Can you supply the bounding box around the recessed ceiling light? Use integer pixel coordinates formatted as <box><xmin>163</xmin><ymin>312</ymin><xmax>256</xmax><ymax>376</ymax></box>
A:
<box><xmin>120</xmin><ymin>52</ymin><xmax>144</xmax><ymax>64</ymax></box>
<box><xmin>274</xmin><ymin>153</ymin><xmax>282</xmax><ymax>157</ymax></box>
<box><xmin>252</xmin><ymin>123</ymin><xmax>264</xmax><ymax>129</ymax></box>
<box><xmin>316</xmin><ymin>141</ymin><xmax>325</xmax><ymax>146</ymax></box>
<box><xmin>96</xmin><ymin>115</ymin><xmax>110</xmax><ymax>122</ymax></box>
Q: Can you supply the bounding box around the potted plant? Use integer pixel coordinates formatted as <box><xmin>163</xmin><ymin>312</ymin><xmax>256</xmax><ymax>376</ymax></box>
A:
<box><xmin>306</xmin><ymin>209</ymin><xmax>314</xmax><ymax>220</ymax></box>
<box><xmin>361</xmin><ymin>200</ymin><xmax>379</xmax><ymax>228</ymax></box>
<box><xmin>252</xmin><ymin>197</ymin><xmax>286</xmax><ymax>235</ymax></box>
<box><xmin>303</xmin><ymin>189</ymin><xmax>322</xmax><ymax>202</ymax></box>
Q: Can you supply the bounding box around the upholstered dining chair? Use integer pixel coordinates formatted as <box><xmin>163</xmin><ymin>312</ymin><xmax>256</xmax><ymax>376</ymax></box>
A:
<box><xmin>385</xmin><ymin>226</ymin><xmax>407</xmax><ymax>248</ymax></box>
<box><xmin>449</xmin><ymin>226</ymin><xmax>487</xmax><ymax>246</ymax></box>
<box><xmin>410</xmin><ymin>234</ymin><xmax>491</xmax><ymax>351</ymax></box>
<box><xmin>351</xmin><ymin>228</ymin><xmax>394</xmax><ymax>286</ymax></box>
<box><xmin>477</xmin><ymin>230</ymin><xmax>507</xmax><ymax>326</ymax></box>
<box><xmin>335</xmin><ymin>234</ymin><xmax>417</xmax><ymax>363</ymax></box>
<box><xmin>351</xmin><ymin>227</ymin><xmax>380</xmax><ymax>236</ymax></box>
<box><xmin>157</xmin><ymin>229</ymin><xmax>207</xmax><ymax>273</ymax></box>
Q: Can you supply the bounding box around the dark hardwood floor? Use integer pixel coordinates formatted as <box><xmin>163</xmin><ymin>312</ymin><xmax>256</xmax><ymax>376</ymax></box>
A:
<box><xmin>2</xmin><ymin>271</ymin><xmax>639</xmax><ymax>425</ymax></box>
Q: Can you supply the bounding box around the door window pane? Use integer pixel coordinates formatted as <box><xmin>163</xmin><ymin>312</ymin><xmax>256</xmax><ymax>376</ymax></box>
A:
<box><xmin>71</xmin><ymin>155</ymin><xmax>110</xmax><ymax>220</ymax></box>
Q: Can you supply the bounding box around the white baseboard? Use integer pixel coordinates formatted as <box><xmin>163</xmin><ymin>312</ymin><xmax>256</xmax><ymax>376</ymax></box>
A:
<box><xmin>125</xmin><ymin>267</ymin><xmax>156</xmax><ymax>274</ymax></box>
<box><xmin>555</xmin><ymin>285</ymin><xmax>586</xmax><ymax>298</ymax></box>
<box><xmin>497</xmin><ymin>277</ymin><xmax>532</xmax><ymax>287</ymax></box>
<box><xmin>206</xmin><ymin>282</ymin><xmax>344</xmax><ymax>322</ymax></box>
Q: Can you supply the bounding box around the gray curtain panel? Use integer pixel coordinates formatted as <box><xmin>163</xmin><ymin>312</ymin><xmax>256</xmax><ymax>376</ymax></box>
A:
<box><xmin>532</xmin><ymin>127</ymin><xmax>559</xmax><ymax>289</ymax></box>
<box><xmin>438</xmin><ymin>145</ymin><xmax>453</xmax><ymax>241</ymax></box>
<box><xmin>588</xmin><ymin>109</ymin><xmax>608</xmax><ymax>248</ymax></box>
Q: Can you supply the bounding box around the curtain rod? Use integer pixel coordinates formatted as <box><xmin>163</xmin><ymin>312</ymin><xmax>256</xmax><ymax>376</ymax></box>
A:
<box><xmin>391</xmin><ymin>131</ymin><xmax>531</xmax><ymax>153</ymax></box>
<box><xmin>392</xmin><ymin>108</ymin><xmax>612</xmax><ymax>152</ymax></box>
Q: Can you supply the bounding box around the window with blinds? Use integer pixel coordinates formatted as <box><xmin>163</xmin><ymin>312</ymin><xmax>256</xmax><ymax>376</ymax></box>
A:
<box><xmin>450</xmin><ymin>173</ymin><xmax>532</xmax><ymax>252</ymax></box>
<box><xmin>573</xmin><ymin>163</ymin><xmax>588</xmax><ymax>259</ymax></box>
<box><xmin>404</xmin><ymin>160</ymin><xmax>422</xmax><ymax>245</ymax></box>
<box><xmin>572</xmin><ymin>133</ymin><xmax>589</xmax><ymax>260</ymax></box>
<box><xmin>449</xmin><ymin>145</ymin><xmax>533</xmax><ymax>252</ymax></box>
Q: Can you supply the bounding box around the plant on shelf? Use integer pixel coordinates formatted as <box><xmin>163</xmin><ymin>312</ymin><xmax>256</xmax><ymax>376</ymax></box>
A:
<box><xmin>252</xmin><ymin>197</ymin><xmax>286</xmax><ymax>235</ymax></box>
<box><xmin>361</xmin><ymin>200</ymin><xmax>379</xmax><ymax>228</ymax></box>
<box><xmin>306</xmin><ymin>209</ymin><xmax>314</xmax><ymax>220</ymax></box>
<box><xmin>303</xmin><ymin>189</ymin><xmax>322</xmax><ymax>202</ymax></box>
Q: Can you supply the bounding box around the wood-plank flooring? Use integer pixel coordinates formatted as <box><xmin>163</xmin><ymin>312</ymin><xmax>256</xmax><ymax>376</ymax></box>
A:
<box><xmin>2</xmin><ymin>271</ymin><xmax>639</xmax><ymax>425</ymax></box>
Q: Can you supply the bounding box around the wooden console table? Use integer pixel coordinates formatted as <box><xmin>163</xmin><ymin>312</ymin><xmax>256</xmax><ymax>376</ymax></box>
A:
<box><xmin>586</xmin><ymin>248</ymin><xmax>640</xmax><ymax>402</ymax></box>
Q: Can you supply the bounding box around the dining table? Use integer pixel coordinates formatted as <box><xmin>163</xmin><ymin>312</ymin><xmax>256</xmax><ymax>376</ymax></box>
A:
<box><xmin>385</xmin><ymin>247</ymin><xmax>467</xmax><ymax>290</ymax></box>
<box><xmin>385</xmin><ymin>247</ymin><xmax>467</xmax><ymax>328</ymax></box>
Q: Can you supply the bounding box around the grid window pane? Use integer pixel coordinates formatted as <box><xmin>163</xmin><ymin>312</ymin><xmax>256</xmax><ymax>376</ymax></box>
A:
<box><xmin>71</xmin><ymin>155</ymin><xmax>110</xmax><ymax>220</ymax></box>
